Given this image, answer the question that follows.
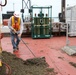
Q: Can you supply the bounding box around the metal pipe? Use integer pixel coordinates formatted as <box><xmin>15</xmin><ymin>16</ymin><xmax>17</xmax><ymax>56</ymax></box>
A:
<box><xmin>61</xmin><ymin>0</ymin><xmax>66</xmax><ymax>22</ymax></box>
<box><xmin>0</xmin><ymin>0</ymin><xmax>7</xmax><ymax>6</ymax></box>
<box><xmin>22</xmin><ymin>0</ymin><xmax>24</xmax><ymax>22</ymax></box>
<box><xmin>66</xmin><ymin>23</ymin><xmax>69</xmax><ymax>46</ymax></box>
<box><xmin>29</xmin><ymin>0</ymin><xmax>31</xmax><ymax>9</ymax></box>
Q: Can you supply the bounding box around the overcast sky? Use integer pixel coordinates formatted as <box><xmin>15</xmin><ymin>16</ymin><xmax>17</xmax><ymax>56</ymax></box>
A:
<box><xmin>1</xmin><ymin>0</ymin><xmax>76</xmax><ymax>17</ymax></box>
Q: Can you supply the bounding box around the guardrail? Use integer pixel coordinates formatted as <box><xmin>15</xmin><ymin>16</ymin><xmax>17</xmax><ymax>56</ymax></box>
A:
<box><xmin>66</xmin><ymin>20</ymin><xmax>76</xmax><ymax>46</ymax></box>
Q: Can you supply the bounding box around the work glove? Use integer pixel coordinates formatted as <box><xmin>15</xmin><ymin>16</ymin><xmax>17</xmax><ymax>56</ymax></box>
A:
<box><xmin>18</xmin><ymin>34</ymin><xmax>21</xmax><ymax>37</ymax></box>
<box><xmin>12</xmin><ymin>29</ymin><xmax>17</xmax><ymax>34</ymax></box>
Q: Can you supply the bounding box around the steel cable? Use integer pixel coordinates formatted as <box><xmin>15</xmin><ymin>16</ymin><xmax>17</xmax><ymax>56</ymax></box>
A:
<box><xmin>21</xmin><ymin>39</ymin><xmax>36</xmax><ymax>57</ymax></box>
<box><xmin>2</xmin><ymin>62</ymin><xmax>11</xmax><ymax>75</ymax></box>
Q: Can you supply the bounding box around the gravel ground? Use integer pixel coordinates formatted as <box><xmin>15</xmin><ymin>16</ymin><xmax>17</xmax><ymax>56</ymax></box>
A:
<box><xmin>0</xmin><ymin>51</ymin><xmax>57</xmax><ymax>75</ymax></box>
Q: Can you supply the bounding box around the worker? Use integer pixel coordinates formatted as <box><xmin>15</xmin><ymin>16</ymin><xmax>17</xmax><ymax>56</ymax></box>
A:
<box><xmin>8</xmin><ymin>11</ymin><xmax>23</xmax><ymax>52</ymax></box>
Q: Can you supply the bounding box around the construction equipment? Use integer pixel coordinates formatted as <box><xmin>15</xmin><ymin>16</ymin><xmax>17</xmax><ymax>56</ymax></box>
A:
<box><xmin>21</xmin><ymin>0</ymin><xmax>31</xmax><ymax>22</ymax></box>
<box><xmin>1</xmin><ymin>0</ymin><xmax>66</xmax><ymax>37</ymax></box>
<box><xmin>30</xmin><ymin>6</ymin><xmax>52</xmax><ymax>38</ymax></box>
<box><xmin>21</xmin><ymin>0</ymin><xmax>66</xmax><ymax>37</ymax></box>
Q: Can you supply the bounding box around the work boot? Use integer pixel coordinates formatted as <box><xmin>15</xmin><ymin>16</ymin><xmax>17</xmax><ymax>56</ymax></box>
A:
<box><xmin>13</xmin><ymin>48</ymin><xmax>17</xmax><ymax>52</ymax></box>
<box><xmin>16</xmin><ymin>46</ymin><xmax>19</xmax><ymax>50</ymax></box>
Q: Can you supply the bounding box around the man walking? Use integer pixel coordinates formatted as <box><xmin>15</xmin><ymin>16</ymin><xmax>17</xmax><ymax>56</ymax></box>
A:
<box><xmin>8</xmin><ymin>11</ymin><xmax>23</xmax><ymax>52</ymax></box>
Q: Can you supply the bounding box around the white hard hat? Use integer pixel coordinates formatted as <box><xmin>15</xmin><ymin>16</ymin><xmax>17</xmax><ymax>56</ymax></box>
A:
<box><xmin>14</xmin><ymin>11</ymin><xmax>20</xmax><ymax>18</ymax></box>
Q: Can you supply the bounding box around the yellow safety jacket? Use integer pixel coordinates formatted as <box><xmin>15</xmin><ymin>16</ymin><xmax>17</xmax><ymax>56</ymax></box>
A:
<box><xmin>11</xmin><ymin>16</ymin><xmax>20</xmax><ymax>31</ymax></box>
